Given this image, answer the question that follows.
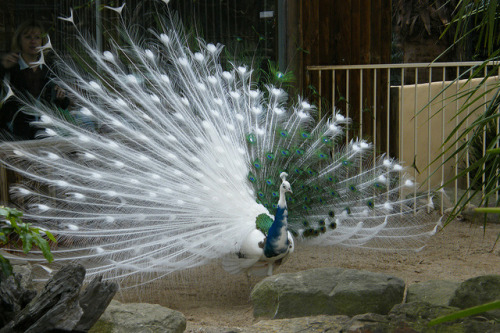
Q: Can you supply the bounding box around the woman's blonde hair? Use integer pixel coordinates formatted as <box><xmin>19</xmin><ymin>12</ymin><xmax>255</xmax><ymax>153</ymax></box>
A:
<box><xmin>11</xmin><ymin>20</ymin><xmax>48</xmax><ymax>54</ymax></box>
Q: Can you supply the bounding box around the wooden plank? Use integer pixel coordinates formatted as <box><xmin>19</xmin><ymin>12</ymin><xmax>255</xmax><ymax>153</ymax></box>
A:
<box><xmin>360</xmin><ymin>0</ymin><xmax>371</xmax><ymax>64</ymax></box>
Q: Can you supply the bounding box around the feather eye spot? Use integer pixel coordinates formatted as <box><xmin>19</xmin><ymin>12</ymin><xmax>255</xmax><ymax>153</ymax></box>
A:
<box><xmin>207</xmin><ymin>76</ymin><xmax>218</xmax><ymax>85</ymax></box>
<box><xmin>247</xmin><ymin>133</ymin><xmax>257</xmax><ymax>144</ymax></box>
<box><xmin>160</xmin><ymin>33</ymin><xmax>170</xmax><ymax>44</ymax></box>
<box><xmin>178</xmin><ymin>57</ymin><xmax>189</xmax><ymax>66</ymax></box>
<box><xmin>279</xmin><ymin>130</ymin><xmax>288</xmax><ymax>138</ymax></box>
<box><xmin>317</xmin><ymin>151</ymin><xmax>328</xmax><ymax>159</ymax></box>
<box><xmin>253</xmin><ymin>159</ymin><xmax>262</xmax><ymax>169</ymax></box>
<box><xmin>300</xmin><ymin>131</ymin><xmax>310</xmax><ymax>139</ymax></box>
<box><xmin>103</xmin><ymin>51</ymin><xmax>114</xmax><ymax>61</ymax></box>
<box><xmin>249</xmin><ymin>90</ymin><xmax>260</xmax><ymax>98</ymax></box>
<box><xmin>280</xmin><ymin>149</ymin><xmax>290</xmax><ymax>157</ymax></box>
<box><xmin>206</xmin><ymin>43</ymin><xmax>217</xmax><ymax>53</ymax></box>
<box><xmin>67</xmin><ymin>224</ymin><xmax>79</xmax><ymax>231</ymax></box>
<box><xmin>194</xmin><ymin>52</ymin><xmax>204</xmax><ymax>62</ymax></box>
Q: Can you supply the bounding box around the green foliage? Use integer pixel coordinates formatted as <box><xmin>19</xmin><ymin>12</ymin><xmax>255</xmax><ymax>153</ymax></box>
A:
<box><xmin>0</xmin><ymin>206</ymin><xmax>56</xmax><ymax>277</ymax></box>
<box><xmin>422</xmin><ymin>0</ymin><xmax>500</xmax><ymax>233</ymax></box>
<box><xmin>428</xmin><ymin>300</ymin><xmax>500</xmax><ymax>326</ymax></box>
<box><xmin>445</xmin><ymin>0</ymin><xmax>500</xmax><ymax>58</ymax></box>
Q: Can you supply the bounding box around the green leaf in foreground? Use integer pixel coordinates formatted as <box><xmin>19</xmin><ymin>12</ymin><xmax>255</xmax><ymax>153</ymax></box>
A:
<box><xmin>428</xmin><ymin>300</ymin><xmax>500</xmax><ymax>326</ymax></box>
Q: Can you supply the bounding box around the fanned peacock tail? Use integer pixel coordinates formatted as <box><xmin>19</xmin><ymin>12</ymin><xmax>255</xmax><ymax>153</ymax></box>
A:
<box><xmin>0</xmin><ymin>1</ymin><xmax>439</xmax><ymax>286</ymax></box>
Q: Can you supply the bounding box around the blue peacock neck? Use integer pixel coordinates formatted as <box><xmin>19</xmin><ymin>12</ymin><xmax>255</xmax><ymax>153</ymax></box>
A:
<box><xmin>263</xmin><ymin>174</ymin><xmax>291</xmax><ymax>258</ymax></box>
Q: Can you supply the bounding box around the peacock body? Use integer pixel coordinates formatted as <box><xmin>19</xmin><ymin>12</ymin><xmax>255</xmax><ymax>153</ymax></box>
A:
<box><xmin>0</xmin><ymin>1</ymin><xmax>439</xmax><ymax>287</ymax></box>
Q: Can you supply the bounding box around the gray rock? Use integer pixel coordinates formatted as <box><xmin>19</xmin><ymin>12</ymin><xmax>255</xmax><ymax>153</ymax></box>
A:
<box><xmin>388</xmin><ymin>301</ymin><xmax>498</xmax><ymax>333</ymax></box>
<box><xmin>90</xmin><ymin>300</ymin><xmax>186</xmax><ymax>333</ymax></box>
<box><xmin>251</xmin><ymin>267</ymin><xmax>405</xmax><ymax>319</ymax></box>
<box><xmin>1</xmin><ymin>263</ymin><xmax>85</xmax><ymax>333</ymax></box>
<box><xmin>406</xmin><ymin>280</ymin><xmax>461</xmax><ymax>306</ymax></box>
<box><xmin>0</xmin><ymin>267</ymin><xmax>36</xmax><ymax>327</ymax></box>
<box><xmin>250</xmin><ymin>314</ymin><xmax>350</xmax><ymax>333</ymax></box>
<box><xmin>449</xmin><ymin>274</ymin><xmax>500</xmax><ymax>319</ymax></box>
<box><xmin>74</xmin><ymin>275</ymin><xmax>119</xmax><ymax>332</ymax></box>
<box><xmin>246</xmin><ymin>303</ymin><xmax>498</xmax><ymax>333</ymax></box>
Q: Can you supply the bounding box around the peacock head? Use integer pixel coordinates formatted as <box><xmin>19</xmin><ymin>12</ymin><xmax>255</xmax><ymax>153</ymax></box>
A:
<box><xmin>280</xmin><ymin>172</ymin><xmax>292</xmax><ymax>194</ymax></box>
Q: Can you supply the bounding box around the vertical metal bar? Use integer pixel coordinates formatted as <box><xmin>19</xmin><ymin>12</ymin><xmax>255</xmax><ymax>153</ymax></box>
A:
<box><xmin>413</xmin><ymin>68</ymin><xmax>418</xmax><ymax>212</ymax></box>
<box><xmin>400</xmin><ymin>68</ymin><xmax>404</xmax><ymax>162</ymax></box>
<box><xmin>359</xmin><ymin>69</ymin><xmax>363</xmax><ymax>140</ymax></box>
<box><xmin>441</xmin><ymin>68</ymin><xmax>446</xmax><ymax>213</ymax></box>
<box><xmin>400</xmin><ymin>68</ymin><xmax>405</xmax><ymax>213</ymax></box>
<box><xmin>466</xmin><ymin>68</ymin><xmax>471</xmax><ymax>196</ymax></box>
<box><xmin>386</xmin><ymin>68</ymin><xmax>391</xmax><ymax>156</ymax></box>
<box><xmin>318</xmin><ymin>70</ymin><xmax>322</xmax><ymax>120</ymax></box>
<box><xmin>332</xmin><ymin>70</ymin><xmax>336</xmax><ymax>110</ymax></box>
<box><xmin>427</xmin><ymin>67</ymin><xmax>432</xmax><ymax>208</ymax></box>
<box><xmin>455</xmin><ymin>66</ymin><xmax>460</xmax><ymax>205</ymax></box>
<box><xmin>373</xmin><ymin>69</ymin><xmax>377</xmax><ymax>163</ymax></box>
<box><xmin>482</xmin><ymin>66</ymin><xmax>487</xmax><ymax>199</ymax></box>
<box><xmin>497</xmin><ymin>65</ymin><xmax>500</xmax><ymax>204</ymax></box>
<box><xmin>346</xmin><ymin>69</ymin><xmax>350</xmax><ymax>145</ymax></box>
<box><xmin>332</xmin><ymin>69</ymin><xmax>336</xmax><ymax>156</ymax></box>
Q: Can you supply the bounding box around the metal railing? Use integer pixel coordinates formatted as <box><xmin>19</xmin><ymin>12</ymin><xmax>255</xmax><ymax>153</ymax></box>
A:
<box><xmin>306</xmin><ymin>61</ymin><xmax>500</xmax><ymax>212</ymax></box>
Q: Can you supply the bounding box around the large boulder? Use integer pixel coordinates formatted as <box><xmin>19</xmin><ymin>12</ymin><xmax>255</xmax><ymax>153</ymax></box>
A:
<box><xmin>251</xmin><ymin>267</ymin><xmax>405</xmax><ymax>319</ymax></box>
<box><xmin>449</xmin><ymin>274</ymin><xmax>500</xmax><ymax>319</ymax></box>
<box><xmin>406</xmin><ymin>280</ymin><xmax>461</xmax><ymax>306</ymax></box>
<box><xmin>90</xmin><ymin>300</ymin><xmax>186</xmax><ymax>333</ymax></box>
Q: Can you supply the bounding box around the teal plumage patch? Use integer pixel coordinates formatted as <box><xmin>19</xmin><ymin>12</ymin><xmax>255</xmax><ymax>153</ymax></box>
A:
<box><xmin>255</xmin><ymin>213</ymin><xmax>274</xmax><ymax>235</ymax></box>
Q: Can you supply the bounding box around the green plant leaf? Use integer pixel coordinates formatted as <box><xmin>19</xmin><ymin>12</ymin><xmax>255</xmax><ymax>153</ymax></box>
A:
<box><xmin>0</xmin><ymin>255</ymin><xmax>13</xmax><ymax>278</ymax></box>
<box><xmin>428</xmin><ymin>300</ymin><xmax>500</xmax><ymax>326</ymax></box>
<box><xmin>44</xmin><ymin>230</ymin><xmax>56</xmax><ymax>243</ymax></box>
<box><xmin>20</xmin><ymin>233</ymin><xmax>33</xmax><ymax>254</ymax></box>
<box><xmin>33</xmin><ymin>234</ymin><xmax>54</xmax><ymax>263</ymax></box>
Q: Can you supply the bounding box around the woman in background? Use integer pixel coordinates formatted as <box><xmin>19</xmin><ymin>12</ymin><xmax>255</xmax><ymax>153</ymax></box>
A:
<box><xmin>0</xmin><ymin>20</ymin><xmax>69</xmax><ymax>140</ymax></box>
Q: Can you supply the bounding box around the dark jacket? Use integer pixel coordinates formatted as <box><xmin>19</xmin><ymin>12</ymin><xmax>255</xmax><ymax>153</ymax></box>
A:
<box><xmin>0</xmin><ymin>54</ymin><xmax>70</xmax><ymax>140</ymax></box>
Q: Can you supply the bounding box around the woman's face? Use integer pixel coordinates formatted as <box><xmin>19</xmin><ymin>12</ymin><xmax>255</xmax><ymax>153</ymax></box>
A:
<box><xmin>20</xmin><ymin>28</ymin><xmax>42</xmax><ymax>56</ymax></box>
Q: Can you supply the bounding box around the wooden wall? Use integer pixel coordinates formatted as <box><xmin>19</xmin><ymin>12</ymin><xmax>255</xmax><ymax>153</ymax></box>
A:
<box><xmin>285</xmin><ymin>0</ymin><xmax>392</xmax><ymax>151</ymax></box>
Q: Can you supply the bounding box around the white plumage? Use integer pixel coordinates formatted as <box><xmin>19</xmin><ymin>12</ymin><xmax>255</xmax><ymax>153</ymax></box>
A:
<box><xmin>0</xmin><ymin>1</ymin><xmax>440</xmax><ymax>288</ymax></box>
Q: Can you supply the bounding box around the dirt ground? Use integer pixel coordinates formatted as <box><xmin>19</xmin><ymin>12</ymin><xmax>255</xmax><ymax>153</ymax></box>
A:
<box><xmin>116</xmin><ymin>219</ymin><xmax>499</xmax><ymax>331</ymax></box>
